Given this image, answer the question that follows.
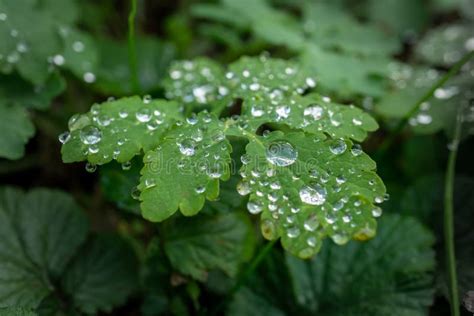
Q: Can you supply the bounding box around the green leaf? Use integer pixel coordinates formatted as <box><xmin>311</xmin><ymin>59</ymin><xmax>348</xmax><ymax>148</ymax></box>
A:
<box><xmin>100</xmin><ymin>158</ymin><xmax>142</xmax><ymax>214</ymax></box>
<box><xmin>229</xmin><ymin>214</ymin><xmax>436</xmax><ymax>316</ymax></box>
<box><xmin>0</xmin><ymin>72</ymin><xmax>65</xmax><ymax>111</ymax></box>
<box><xmin>366</xmin><ymin>0</ymin><xmax>429</xmax><ymax>36</ymax></box>
<box><xmin>138</xmin><ymin>112</ymin><xmax>232</xmax><ymax>221</ymax></box>
<box><xmin>285</xmin><ymin>214</ymin><xmax>435</xmax><ymax>315</ymax></box>
<box><xmin>59</xmin><ymin>28</ymin><xmax>99</xmax><ymax>82</ymax></box>
<box><xmin>416</xmin><ymin>23</ymin><xmax>474</xmax><ymax>67</ymax></box>
<box><xmin>377</xmin><ymin>64</ymin><xmax>474</xmax><ymax>138</ymax></box>
<box><xmin>61</xmin><ymin>96</ymin><xmax>183</xmax><ymax>165</ymax></box>
<box><xmin>0</xmin><ymin>187</ymin><xmax>88</xmax><ymax>308</ymax></box>
<box><xmin>95</xmin><ymin>36</ymin><xmax>176</xmax><ymax>95</ymax></box>
<box><xmin>162</xmin><ymin>212</ymin><xmax>255</xmax><ymax>281</ymax></box>
<box><xmin>238</xmin><ymin>130</ymin><xmax>385</xmax><ymax>258</ymax></box>
<box><xmin>303</xmin><ymin>2</ymin><xmax>400</xmax><ymax>56</ymax></box>
<box><xmin>0</xmin><ymin>104</ymin><xmax>35</xmax><ymax>160</ymax></box>
<box><xmin>62</xmin><ymin>235</ymin><xmax>139</xmax><ymax>315</ymax></box>
<box><xmin>0</xmin><ymin>0</ymin><xmax>62</xmax><ymax>85</ymax></box>
<box><xmin>300</xmin><ymin>45</ymin><xmax>391</xmax><ymax>97</ymax></box>
<box><xmin>0</xmin><ymin>307</ymin><xmax>37</xmax><ymax>316</ymax></box>
<box><xmin>401</xmin><ymin>175</ymin><xmax>474</xmax><ymax>299</ymax></box>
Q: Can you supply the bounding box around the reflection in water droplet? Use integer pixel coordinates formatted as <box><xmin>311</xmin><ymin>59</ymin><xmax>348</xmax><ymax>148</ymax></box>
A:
<box><xmin>266</xmin><ymin>141</ymin><xmax>298</xmax><ymax>167</ymax></box>
<box><xmin>80</xmin><ymin>126</ymin><xmax>102</xmax><ymax>145</ymax></box>
<box><xmin>330</xmin><ymin>139</ymin><xmax>347</xmax><ymax>155</ymax></box>
<box><xmin>299</xmin><ymin>183</ymin><xmax>327</xmax><ymax>205</ymax></box>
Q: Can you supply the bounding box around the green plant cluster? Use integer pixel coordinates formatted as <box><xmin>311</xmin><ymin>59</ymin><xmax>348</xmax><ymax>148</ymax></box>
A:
<box><xmin>0</xmin><ymin>0</ymin><xmax>473</xmax><ymax>315</ymax></box>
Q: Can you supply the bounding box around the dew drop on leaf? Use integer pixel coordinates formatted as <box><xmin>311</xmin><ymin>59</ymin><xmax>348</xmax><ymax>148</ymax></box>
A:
<box><xmin>266</xmin><ymin>141</ymin><xmax>298</xmax><ymax>167</ymax></box>
<box><xmin>58</xmin><ymin>132</ymin><xmax>70</xmax><ymax>144</ymax></box>
<box><xmin>177</xmin><ymin>138</ymin><xmax>196</xmax><ymax>156</ymax></box>
<box><xmin>136</xmin><ymin>108</ymin><xmax>152</xmax><ymax>123</ymax></box>
<box><xmin>247</xmin><ymin>200</ymin><xmax>263</xmax><ymax>214</ymax></box>
<box><xmin>261</xmin><ymin>219</ymin><xmax>277</xmax><ymax>240</ymax></box>
<box><xmin>85</xmin><ymin>162</ymin><xmax>96</xmax><ymax>173</ymax></box>
<box><xmin>329</xmin><ymin>139</ymin><xmax>347</xmax><ymax>155</ymax></box>
<box><xmin>237</xmin><ymin>180</ymin><xmax>251</xmax><ymax>196</ymax></box>
<box><xmin>304</xmin><ymin>105</ymin><xmax>324</xmax><ymax>120</ymax></box>
<box><xmin>299</xmin><ymin>183</ymin><xmax>327</xmax><ymax>205</ymax></box>
<box><xmin>80</xmin><ymin>126</ymin><xmax>102</xmax><ymax>145</ymax></box>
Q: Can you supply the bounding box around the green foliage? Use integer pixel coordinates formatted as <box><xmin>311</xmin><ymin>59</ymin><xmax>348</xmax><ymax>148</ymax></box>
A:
<box><xmin>61</xmin><ymin>55</ymin><xmax>385</xmax><ymax>258</ymax></box>
<box><xmin>229</xmin><ymin>214</ymin><xmax>436</xmax><ymax>316</ymax></box>
<box><xmin>0</xmin><ymin>187</ymin><xmax>138</xmax><ymax>314</ymax></box>
<box><xmin>192</xmin><ymin>0</ymin><xmax>401</xmax><ymax>96</ymax></box>
<box><xmin>162</xmin><ymin>212</ymin><xmax>255</xmax><ymax>281</ymax></box>
<box><xmin>0</xmin><ymin>104</ymin><xmax>35</xmax><ymax>159</ymax></box>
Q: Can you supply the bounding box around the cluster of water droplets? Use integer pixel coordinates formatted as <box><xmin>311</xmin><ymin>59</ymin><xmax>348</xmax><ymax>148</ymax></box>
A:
<box><xmin>59</xmin><ymin>96</ymin><xmax>174</xmax><ymax>172</ymax></box>
<box><xmin>0</xmin><ymin>13</ymin><xmax>29</xmax><ymax>73</ymax></box>
<box><xmin>238</xmin><ymin>133</ymin><xmax>385</xmax><ymax>255</ymax></box>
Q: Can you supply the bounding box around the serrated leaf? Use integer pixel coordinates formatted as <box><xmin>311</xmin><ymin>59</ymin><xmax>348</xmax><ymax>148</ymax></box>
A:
<box><xmin>163</xmin><ymin>57</ymin><xmax>228</xmax><ymax>110</ymax></box>
<box><xmin>303</xmin><ymin>2</ymin><xmax>400</xmax><ymax>56</ymax></box>
<box><xmin>416</xmin><ymin>23</ymin><xmax>474</xmax><ymax>67</ymax></box>
<box><xmin>377</xmin><ymin>64</ymin><xmax>474</xmax><ymax>138</ymax></box>
<box><xmin>62</xmin><ymin>235</ymin><xmax>139</xmax><ymax>315</ymax></box>
<box><xmin>0</xmin><ymin>72</ymin><xmax>65</xmax><ymax>110</ymax></box>
<box><xmin>138</xmin><ymin>112</ymin><xmax>232</xmax><ymax>221</ymax></box>
<box><xmin>285</xmin><ymin>214</ymin><xmax>435</xmax><ymax>315</ymax></box>
<box><xmin>0</xmin><ymin>0</ymin><xmax>62</xmax><ymax>85</ymax></box>
<box><xmin>0</xmin><ymin>187</ymin><xmax>88</xmax><ymax>309</ymax></box>
<box><xmin>229</xmin><ymin>214</ymin><xmax>435</xmax><ymax>316</ymax></box>
<box><xmin>162</xmin><ymin>212</ymin><xmax>255</xmax><ymax>281</ymax></box>
<box><xmin>300</xmin><ymin>45</ymin><xmax>391</xmax><ymax>97</ymax></box>
<box><xmin>0</xmin><ymin>103</ymin><xmax>35</xmax><ymax>160</ymax></box>
<box><xmin>238</xmin><ymin>131</ymin><xmax>385</xmax><ymax>258</ymax></box>
<box><xmin>61</xmin><ymin>96</ymin><xmax>183</xmax><ymax>165</ymax></box>
<box><xmin>59</xmin><ymin>28</ymin><xmax>99</xmax><ymax>81</ymax></box>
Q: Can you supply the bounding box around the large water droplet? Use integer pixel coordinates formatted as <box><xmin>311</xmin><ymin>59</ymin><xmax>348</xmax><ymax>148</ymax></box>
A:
<box><xmin>299</xmin><ymin>183</ymin><xmax>327</xmax><ymax>205</ymax></box>
<box><xmin>178</xmin><ymin>138</ymin><xmax>196</xmax><ymax>156</ymax></box>
<box><xmin>58</xmin><ymin>132</ymin><xmax>70</xmax><ymax>144</ymax></box>
<box><xmin>237</xmin><ymin>181</ymin><xmax>251</xmax><ymax>196</ymax></box>
<box><xmin>304</xmin><ymin>105</ymin><xmax>324</xmax><ymax>120</ymax></box>
<box><xmin>329</xmin><ymin>139</ymin><xmax>347</xmax><ymax>155</ymax></box>
<box><xmin>266</xmin><ymin>141</ymin><xmax>298</xmax><ymax>166</ymax></box>
<box><xmin>304</xmin><ymin>215</ymin><xmax>319</xmax><ymax>232</ymax></box>
<box><xmin>80</xmin><ymin>126</ymin><xmax>102</xmax><ymax>145</ymax></box>
<box><xmin>331</xmin><ymin>233</ymin><xmax>350</xmax><ymax>245</ymax></box>
<box><xmin>287</xmin><ymin>227</ymin><xmax>300</xmax><ymax>238</ymax></box>
<box><xmin>136</xmin><ymin>108</ymin><xmax>152</xmax><ymax>123</ymax></box>
<box><xmin>247</xmin><ymin>200</ymin><xmax>263</xmax><ymax>214</ymax></box>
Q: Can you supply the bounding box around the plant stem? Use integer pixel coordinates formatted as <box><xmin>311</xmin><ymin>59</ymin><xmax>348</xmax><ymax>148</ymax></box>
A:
<box><xmin>444</xmin><ymin>108</ymin><xmax>463</xmax><ymax>316</ymax></box>
<box><xmin>128</xmin><ymin>0</ymin><xmax>140</xmax><ymax>94</ymax></box>
<box><xmin>377</xmin><ymin>51</ymin><xmax>473</xmax><ymax>156</ymax></box>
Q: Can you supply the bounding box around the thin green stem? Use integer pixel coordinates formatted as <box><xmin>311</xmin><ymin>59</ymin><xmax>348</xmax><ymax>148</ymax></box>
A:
<box><xmin>377</xmin><ymin>51</ymin><xmax>473</xmax><ymax>156</ymax></box>
<box><xmin>128</xmin><ymin>0</ymin><xmax>140</xmax><ymax>94</ymax></box>
<box><xmin>444</xmin><ymin>109</ymin><xmax>463</xmax><ymax>316</ymax></box>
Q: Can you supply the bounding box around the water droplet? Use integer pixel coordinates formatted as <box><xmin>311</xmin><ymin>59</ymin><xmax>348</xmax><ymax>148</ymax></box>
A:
<box><xmin>136</xmin><ymin>108</ymin><xmax>152</xmax><ymax>123</ymax></box>
<box><xmin>275</xmin><ymin>105</ymin><xmax>290</xmax><ymax>119</ymax></box>
<box><xmin>266</xmin><ymin>141</ymin><xmax>298</xmax><ymax>167</ymax></box>
<box><xmin>331</xmin><ymin>233</ymin><xmax>350</xmax><ymax>245</ymax></box>
<box><xmin>304</xmin><ymin>216</ymin><xmax>319</xmax><ymax>232</ymax></box>
<box><xmin>122</xmin><ymin>161</ymin><xmax>132</xmax><ymax>170</ymax></box>
<box><xmin>97</xmin><ymin>114</ymin><xmax>112</xmax><ymax>127</ymax></box>
<box><xmin>195</xmin><ymin>185</ymin><xmax>206</xmax><ymax>194</ymax></box>
<box><xmin>352</xmin><ymin>118</ymin><xmax>362</xmax><ymax>126</ymax></box>
<box><xmin>58</xmin><ymin>132</ymin><xmax>70</xmax><ymax>144</ymax></box>
<box><xmin>131</xmin><ymin>186</ymin><xmax>140</xmax><ymax>200</ymax></box>
<box><xmin>85</xmin><ymin>162</ymin><xmax>96</xmax><ymax>173</ymax></box>
<box><xmin>299</xmin><ymin>183</ymin><xmax>327</xmax><ymax>205</ymax></box>
<box><xmin>143</xmin><ymin>95</ymin><xmax>152</xmax><ymax>104</ymax></box>
<box><xmin>351</xmin><ymin>144</ymin><xmax>363</xmax><ymax>156</ymax></box>
<box><xmin>119</xmin><ymin>110</ymin><xmax>129</xmax><ymax>118</ymax></box>
<box><xmin>237</xmin><ymin>181</ymin><xmax>251</xmax><ymax>196</ymax></box>
<box><xmin>251</xmin><ymin>105</ymin><xmax>264</xmax><ymax>117</ymax></box>
<box><xmin>144</xmin><ymin>178</ymin><xmax>156</xmax><ymax>189</ymax></box>
<box><xmin>416</xmin><ymin>113</ymin><xmax>432</xmax><ymax>125</ymax></box>
<box><xmin>52</xmin><ymin>54</ymin><xmax>65</xmax><ymax>66</ymax></box>
<box><xmin>329</xmin><ymin>139</ymin><xmax>347</xmax><ymax>155</ymax></box>
<box><xmin>83</xmin><ymin>72</ymin><xmax>96</xmax><ymax>83</ymax></box>
<box><xmin>247</xmin><ymin>200</ymin><xmax>263</xmax><ymax>214</ymax></box>
<box><xmin>80</xmin><ymin>126</ymin><xmax>102</xmax><ymax>145</ymax></box>
<box><xmin>304</xmin><ymin>105</ymin><xmax>323</xmax><ymax>120</ymax></box>
<box><xmin>0</xmin><ymin>13</ymin><xmax>7</xmax><ymax>21</ymax></box>
<box><xmin>186</xmin><ymin>113</ymin><xmax>198</xmax><ymax>125</ymax></box>
<box><xmin>372</xmin><ymin>207</ymin><xmax>382</xmax><ymax>217</ymax></box>
<box><xmin>306</xmin><ymin>77</ymin><xmax>316</xmax><ymax>88</ymax></box>
<box><xmin>307</xmin><ymin>236</ymin><xmax>318</xmax><ymax>247</ymax></box>
<box><xmin>177</xmin><ymin>138</ymin><xmax>196</xmax><ymax>156</ymax></box>
<box><xmin>287</xmin><ymin>227</ymin><xmax>300</xmax><ymax>238</ymax></box>
<box><xmin>72</xmin><ymin>41</ymin><xmax>85</xmax><ymax>52</ymax></box>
